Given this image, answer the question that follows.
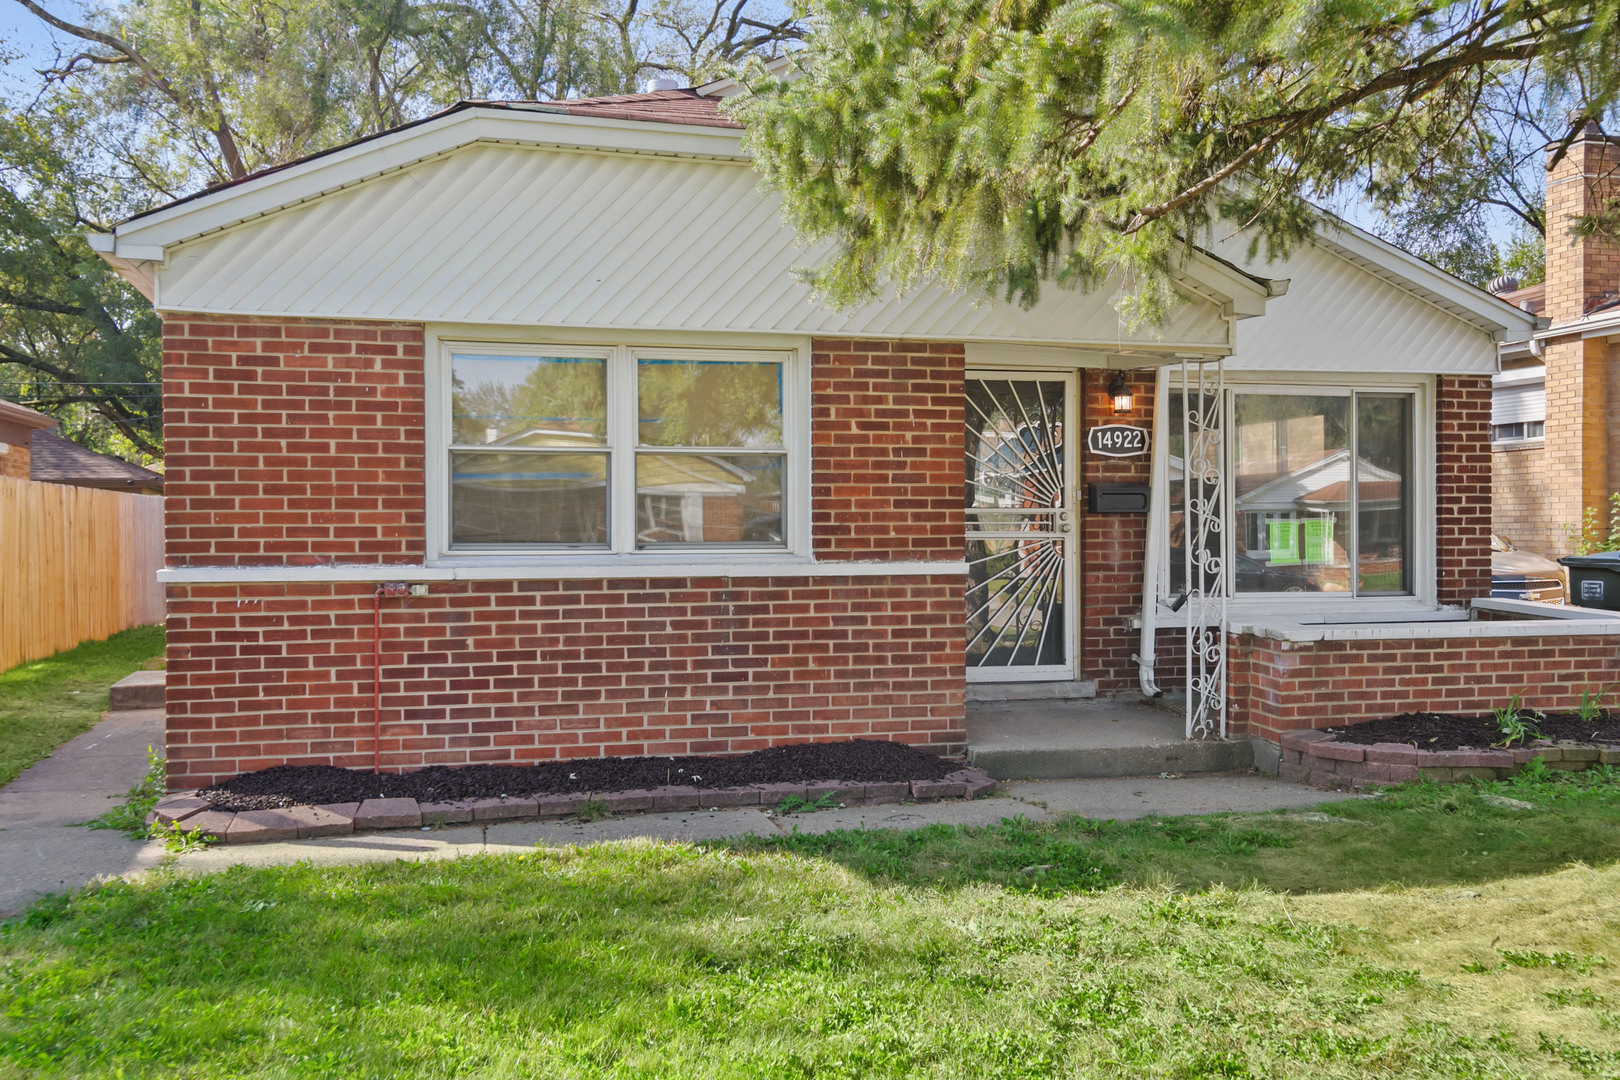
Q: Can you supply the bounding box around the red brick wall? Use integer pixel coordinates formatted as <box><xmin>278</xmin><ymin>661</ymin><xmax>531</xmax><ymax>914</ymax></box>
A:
<box><xmin>165</xmin><ymin>576</ymin><xmax>966</xmax><ymax>790</ymax></box>
<box><xmin>1080</xmin><ymin>369</ymin><xmax>1158</xmax><ymax>692</ymax></box>
<box><xmin>163</xmin><ymin>316</ymin><xmax>426</xmax><ymax>566</ymax></box>
<box><xmin>812</xmin><ymin>340</ymin><xmax>963</xmax><ymax>561</ymax></box>
<box><xmin>1436</xmin><ymin>376</ymin><xmax>1493</xmax><ymax>604</ymax></box>
<box><xmin>1232</xmin><ymin>632</ymin><xmax>1620</xmax><ymax>743</ymax></box>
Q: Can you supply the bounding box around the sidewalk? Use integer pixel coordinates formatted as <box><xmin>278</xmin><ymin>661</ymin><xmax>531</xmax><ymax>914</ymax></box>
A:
<box><xmin>172</xmin><ymin>773</ymin><xmax>1354</xmax><ymax>876</ymax></box>
<box><xmin>0</xmin><ymin>708</ymin><xmax>166</xmax><ymax>916</ymax></box>
<box><xmin>0</xmin><ymin>707</ymin><xmax>1354</xmax><ymax>914</ymax></box>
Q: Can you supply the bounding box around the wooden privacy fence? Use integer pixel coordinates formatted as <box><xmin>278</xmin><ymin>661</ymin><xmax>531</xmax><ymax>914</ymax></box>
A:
<box><xmin>0</xmin><ymin>475</ymin><xmax>163</xmax><ymax>671</ymax></box>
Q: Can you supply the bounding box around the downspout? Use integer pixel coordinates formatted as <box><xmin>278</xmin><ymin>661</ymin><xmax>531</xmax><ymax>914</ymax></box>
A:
<box><xmin>1136</xmin><ymin>368</ymin><xmax>1171</xmax><ymax>696</ymax></box>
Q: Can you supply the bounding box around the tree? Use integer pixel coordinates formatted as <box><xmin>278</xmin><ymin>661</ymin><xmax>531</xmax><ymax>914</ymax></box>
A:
<box><xmin>729</xmin><ymin>0</ymin><xmax>1620</xmax><ymax>324</ymax></box>
<box><xmin>2</xmin><ymin>0</ymin><xmax>803</xmax><ymax>459</ymax></box>
<box><xmin>0</xmin><ymin>107</ymin><xmax>160</xmax><ymax>458</ymax></box>
<box><xmin>1361</xmin><ymin>60</ymin><xmax>1614</xmax><ymax>286</ymax></box>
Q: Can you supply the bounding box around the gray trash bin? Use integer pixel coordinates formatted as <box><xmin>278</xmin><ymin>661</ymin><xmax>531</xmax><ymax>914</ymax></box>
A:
<box><xmin>1558</xmin><ymin>551</ymin><xmax>1620</xmax><ymax>610</ymax></box>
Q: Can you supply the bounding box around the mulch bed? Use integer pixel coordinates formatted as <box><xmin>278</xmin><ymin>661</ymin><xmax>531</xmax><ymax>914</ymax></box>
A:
<box><xmin>201</xmin><ymin>739</ymin><xmax>961</xmax><ymax>812</ymax></box>
<box><xmin>1325</xmin><ymin>711</ymin><xmax>1620</xmax><ymax>751</ymax></box>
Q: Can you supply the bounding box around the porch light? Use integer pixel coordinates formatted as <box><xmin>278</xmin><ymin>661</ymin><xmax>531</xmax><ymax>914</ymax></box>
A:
<box><xmin>1108</xmin><ymin>372</ymin><xmax>1134</xmax><ymax>416</ymax></box>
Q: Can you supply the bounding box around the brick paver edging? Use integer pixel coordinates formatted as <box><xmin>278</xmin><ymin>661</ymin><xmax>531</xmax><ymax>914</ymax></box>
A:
<box><xmin>147</xmin><ymin>769</ymin><xmax>1000</xmax><ymax>845</ymax></box>
<box><xmin>1278</xmin><ymin>731</ymin><xmax>1620</xmax><ymax>788</ymax></box>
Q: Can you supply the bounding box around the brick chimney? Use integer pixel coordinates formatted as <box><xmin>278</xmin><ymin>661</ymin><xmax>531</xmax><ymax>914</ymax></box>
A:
<box><xmin>1539</xmin><ymin>122</ymin><xmax>1620</xmax><ymax>550</ymax></box>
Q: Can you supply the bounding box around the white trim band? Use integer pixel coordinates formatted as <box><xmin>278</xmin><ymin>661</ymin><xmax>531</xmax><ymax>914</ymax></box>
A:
<box><xmin>157</xmin><ymin>560</ymin><xmax>969</xmax><ymax>584</ymax></box>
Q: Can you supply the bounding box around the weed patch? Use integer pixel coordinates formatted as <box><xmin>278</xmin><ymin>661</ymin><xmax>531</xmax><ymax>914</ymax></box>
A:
<box><xmin>79</xmin><ymin>750</ymin><xmax>165</xmax><ymax>838</ymax></box>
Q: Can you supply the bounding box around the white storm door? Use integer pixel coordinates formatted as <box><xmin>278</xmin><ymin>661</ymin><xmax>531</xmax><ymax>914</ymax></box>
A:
<box><xmin>964</xmin><ymin>372</ymin><xmax>1077</xmax><ymax>681</ymax></box>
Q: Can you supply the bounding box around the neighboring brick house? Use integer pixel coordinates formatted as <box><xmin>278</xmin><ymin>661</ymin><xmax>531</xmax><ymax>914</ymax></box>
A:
<box><xmin>90</xmin><ymin>84</ymin><xmax>1576</xmax><ymax>791</ymax></box>
<box><xmin>1491</xmin><ymin>123</ymin><xmax>1620</xmax><ymax>556</ymax></box>
<box><xmin>0</xmin><ymin>400</ymin><xmax>54</xmax><ymax>479</ymax></box>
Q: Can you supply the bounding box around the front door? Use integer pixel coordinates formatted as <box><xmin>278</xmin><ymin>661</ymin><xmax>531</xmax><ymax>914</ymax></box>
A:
<box><xmin>964</xmin><ymin>372</ymin><xmax>1077</xmax><ymax>681</ymax></box>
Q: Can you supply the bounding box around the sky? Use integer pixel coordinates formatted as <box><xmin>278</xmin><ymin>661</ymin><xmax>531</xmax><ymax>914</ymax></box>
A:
<box><xmin>1</xmin><ymin>0</ymin><xmax>84</xmax><ymax>97</ymax></box>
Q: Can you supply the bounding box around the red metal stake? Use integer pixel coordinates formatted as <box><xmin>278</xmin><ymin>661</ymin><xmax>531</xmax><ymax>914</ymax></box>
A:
<box><xmin>372</xmin><ymin>583</ymin><xmax>408</xmax><ymax>774</ymax></box>
<box><xmin>373</xmin><ymin>586</ymin><xmax>384</xmax><ymax>774</ymax></box>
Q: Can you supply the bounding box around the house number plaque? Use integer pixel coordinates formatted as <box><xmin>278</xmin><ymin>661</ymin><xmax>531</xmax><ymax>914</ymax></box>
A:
<box><xmin>1087</xmin><ymin>424</ymin><xmax>1149</xmax><ymax>458</ymax></box>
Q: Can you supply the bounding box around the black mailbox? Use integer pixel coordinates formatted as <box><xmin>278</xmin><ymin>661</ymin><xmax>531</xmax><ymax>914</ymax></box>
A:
<box><xmin>1088</xmin><ymin>483</ymin><xmax>1150</xmax><ymax>514</ymax></box>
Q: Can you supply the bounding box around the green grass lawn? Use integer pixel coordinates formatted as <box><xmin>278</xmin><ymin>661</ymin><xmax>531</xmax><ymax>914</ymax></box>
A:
<box><xmin>0</xmin><ymin>626</ymin><xmax>166</xmax><ymax>789</ymax></box>
<box><xmin>731</xmin><ymin>763</ymin><xmax>1620</xmax><ymax>895</ymax></box>
<box><xmin>2</xmin><ymin>767</ymin><xmax>1617</xmax><ymax>1078</ymax></box>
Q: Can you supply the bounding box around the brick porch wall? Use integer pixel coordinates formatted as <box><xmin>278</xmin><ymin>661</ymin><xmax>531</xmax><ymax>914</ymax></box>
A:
<box><xmin>160</xmin><ymin>319</ymin><xmax>968</xmax><ymax>787</ymax></box>
<box><xmin>1231</xmin><ymin>633</ymin><xmax>1620</xmax><ymax>743</ymax></box>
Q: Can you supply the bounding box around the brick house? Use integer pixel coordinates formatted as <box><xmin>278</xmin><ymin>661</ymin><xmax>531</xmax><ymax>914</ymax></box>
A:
<box><xmin>92</xmin><ymin>83</ymin><xmax>1620</xmax><ymax>792</ymax></box>
<box><xmin>1491</xmin><ymin>123</ymin><xmax>1620</xmax><ymax>558</ymax></box>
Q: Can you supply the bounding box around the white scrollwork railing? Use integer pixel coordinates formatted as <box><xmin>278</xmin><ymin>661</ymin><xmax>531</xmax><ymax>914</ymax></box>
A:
<box><xmin>1180</xmin><ymin>359</ymin><xmax>1227</xmax><ymax>739</ymax></box>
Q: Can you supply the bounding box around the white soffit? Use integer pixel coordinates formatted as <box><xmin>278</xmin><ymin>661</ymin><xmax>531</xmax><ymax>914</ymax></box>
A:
<box><xmin>148</xmin><ymin>142</ymin><xmax>1236</xmax><ymax>349</ymax></box>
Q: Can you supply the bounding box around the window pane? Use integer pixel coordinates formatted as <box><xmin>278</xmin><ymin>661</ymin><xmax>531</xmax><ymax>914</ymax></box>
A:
<box><xmin>1165</xmin><ymin>390</ymin><xmax>1228</xmax><ymax>596</ymax></box>
<box><xmin>1232</xmin><ymin>394</ymin><xmax>1350</xmax><ymax>594</ymax></box>
<box><xmin>451</xmin><ymin>354</ymin><xmax>606</xmax><ymax>446</ymax></box>
<box><xmin>635</xmin><ymin>453</ymin><xmax>783</xmax><ymax>545</ymax></box>
<box><xmin>1355</xmin><ymin>395</ymin><xmax>1411</xmax><ymax>594</ymax></box>
<box><xmin>638</xmin><ymin>359</ymin><xmax>783</xmax><ymax>448</ymax></box>
<box><xmin>451</xmin><ymin>451</ymin><xmax>607</xmax><ymax>545</ymax></box>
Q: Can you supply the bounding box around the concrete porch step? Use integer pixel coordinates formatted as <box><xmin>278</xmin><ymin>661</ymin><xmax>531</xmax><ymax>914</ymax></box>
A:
<box><xmin>966</xmin><ymin>680</ymin><xmax>1098</xmax><ymax>703</ymax></box>
<box><xmin>109</xmin><ymin>670</ymin><xmax>164</xmax><ymax>711</ymax></box>
<box><xmin>966</xmin><ymin>699</ymin><xmax>1254</xmax><ymax>780</ymax></box>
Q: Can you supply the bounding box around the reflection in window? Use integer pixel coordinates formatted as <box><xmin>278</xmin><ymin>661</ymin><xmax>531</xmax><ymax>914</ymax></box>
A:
<box><xmin>450</xmin><ymin>354</ymin><xmax>609</xmax><ymax>547</ymax></box>
<box><xmin>1167</xmin><ymin>391</ymin><xmax>1413</xmax><ymax>597</ymax></box>
<box><xmin>635</xmin><ymin>454</ymin><xmax>783</xmax><ymax>545</ymax></box>
<box><xmin>635</xmin><ymin>359</ymin><xmax>784</xmax><ymax>548</ymax></box>
<box><xmin>638</xmin><ymin>359</ymin><xmax>782</xmax><ymax>448</ymax></box>
<box><xmin>1232</xmin><ymin>395</ymin><xmax>1349</xmax><ymax>593</ymax></box>
<box><xmin>451</xmin><ymin>354</ymin><xmax>606</xmax><ymax>445</ymax></box>
<box><xmin>451</xmin><ymin>451</ymin><xmax>607</xmax><ymax>545</ymax></box>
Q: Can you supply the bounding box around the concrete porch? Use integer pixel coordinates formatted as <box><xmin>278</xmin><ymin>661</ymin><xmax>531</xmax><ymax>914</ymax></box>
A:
<box><xmin>965</xmin><ymin>698</ymin><xmax>1254</xmax><ymax>780</ymax></box>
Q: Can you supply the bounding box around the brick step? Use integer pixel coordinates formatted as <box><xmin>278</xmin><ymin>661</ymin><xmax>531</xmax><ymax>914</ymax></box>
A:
<box><xmin>109</xmin><ymin>670</ymin><xmax>164</xmax><ymax>711</ymax></box>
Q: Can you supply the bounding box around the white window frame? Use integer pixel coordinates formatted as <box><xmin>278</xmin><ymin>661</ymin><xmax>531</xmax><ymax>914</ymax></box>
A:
<box><xmin>1168</xmin><ymin>373</ymin><xmax>1437</xmax><ymax>616</ymax></box>
<box><xmin>425</xmin><ymin>332</ymin><xmax>812</xmax><ymax>566</ymax></box>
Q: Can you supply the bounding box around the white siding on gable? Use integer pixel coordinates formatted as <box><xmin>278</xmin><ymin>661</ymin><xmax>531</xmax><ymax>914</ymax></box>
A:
<box><xmin>1209</xmin><ymin>236</ymin><xmax>1499</xmax><ymax>375</ymax></box>
<box><xmin>157</xmin><ymin>143</ymin><xmax>1233</xmax><ymax>349</ymax></box>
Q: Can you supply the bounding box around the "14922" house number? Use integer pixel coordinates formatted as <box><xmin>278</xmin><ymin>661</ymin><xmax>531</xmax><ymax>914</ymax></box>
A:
<box><xmin>1086</xmin><ymin>424</ymin><xmax>1149</xmax><ymax>457</ymax></box>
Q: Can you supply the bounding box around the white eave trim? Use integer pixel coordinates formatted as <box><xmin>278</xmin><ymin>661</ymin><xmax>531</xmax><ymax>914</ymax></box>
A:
<box><xmin>1534</xmin><ymin>306</ymin><xmax>1620</xmax><ymax>342</ymax></box>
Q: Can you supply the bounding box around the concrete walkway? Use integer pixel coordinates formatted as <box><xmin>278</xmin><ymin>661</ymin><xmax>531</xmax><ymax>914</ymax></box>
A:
<box><xmin>0</xmin><ymin>708</ymin><xmax>166</xmax><ymax>916</ymax></box>
<box><xmin>174</xmin><ymin>773</ymin><xmax>1356</xmax><ymax>876</ymax></box>
<box><xmin>0</xmin><ymin>709</ymin><xmax>1355</xmax><ymax>914</ymax></box>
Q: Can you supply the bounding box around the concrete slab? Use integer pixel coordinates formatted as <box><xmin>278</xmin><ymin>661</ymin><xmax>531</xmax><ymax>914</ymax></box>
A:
<box><xmin>772</xmin><ymin>796</ymin><xmax>1052</xmax><ymax>835</ymax></box>
<box><xmin>108</xmin><ymin>670</ymin><xmax>164</xmax><ymax>711</ymax></box>
<box><xmin>1003</xmin><ymin>774</ymin><xmax>1360</xmax><ymax>820</ymax></box>
<box><xmin>966</xmin><ymin>699</ymin><xmax>1254</xmax><ymax>779</ymax></box>
<box><xmin>173</xmin><ymin>807</ymin><xmax>785</xmax><ymax>872</ymax></box>
<box><xmin>0</xmin><ymin>708</ymin><xmax>167</xmax><ymax>917</ymax></box>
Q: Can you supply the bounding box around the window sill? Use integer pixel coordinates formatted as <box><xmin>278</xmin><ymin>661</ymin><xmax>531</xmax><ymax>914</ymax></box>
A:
<box><xmin>1146</xmin><ymin>595</ymin><xmax>1454</xmax><ymax>629</ymax></box>
<box><xmin>1491</xmin><ymin>438</ymin><xmax>1545</xmax><ymax>452</ymax></box>
<box><xmin>158</xmin><ymin>558</ymin><xmax>968</xmax><ymax>584</ymax></box>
